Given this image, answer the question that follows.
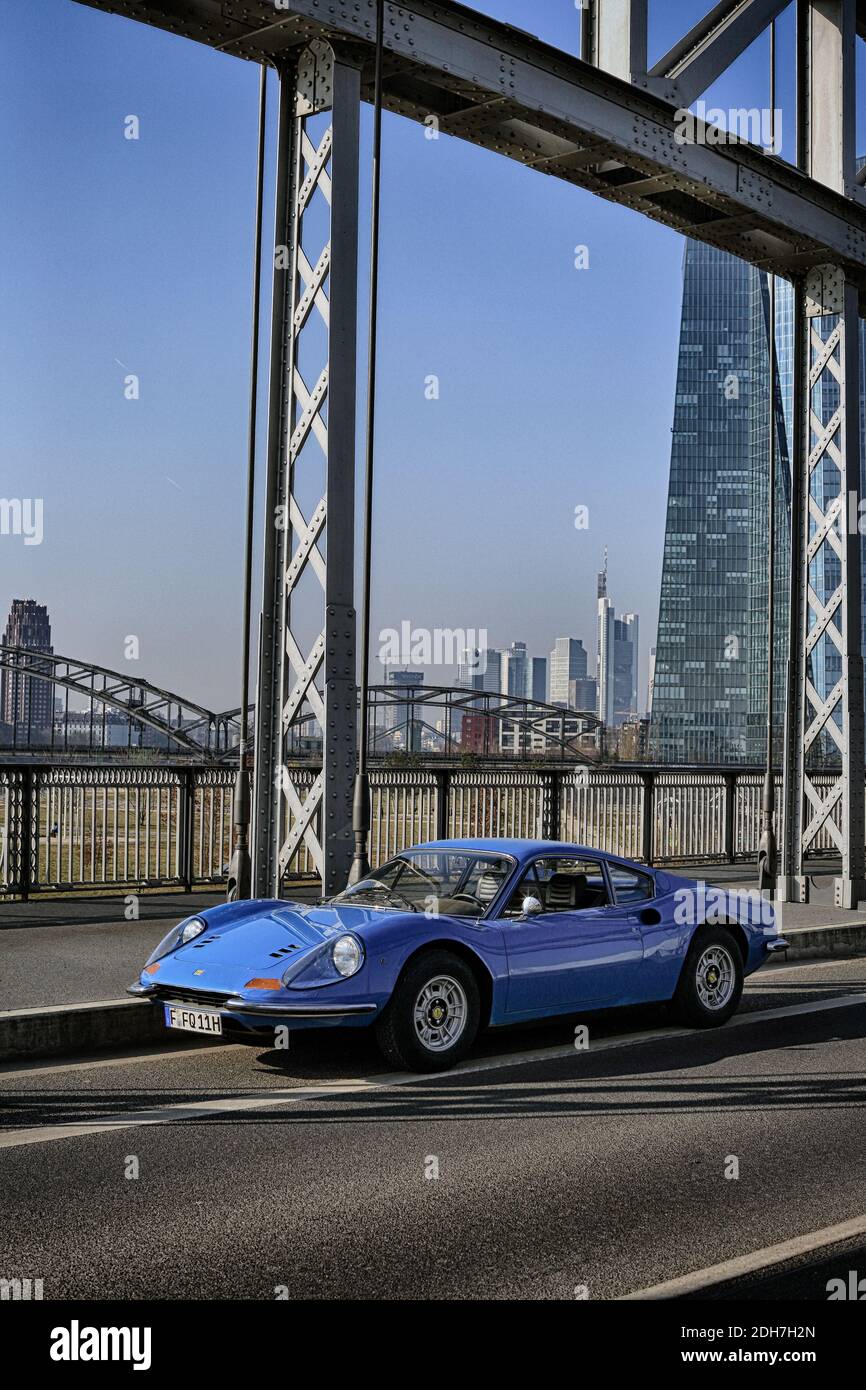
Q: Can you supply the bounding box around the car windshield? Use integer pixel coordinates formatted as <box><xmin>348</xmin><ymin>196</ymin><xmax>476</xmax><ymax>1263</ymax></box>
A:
<box><xmin>329</xmin><ymin>850</ymin><xmax>514</xmax><ymax>917</ymax></box>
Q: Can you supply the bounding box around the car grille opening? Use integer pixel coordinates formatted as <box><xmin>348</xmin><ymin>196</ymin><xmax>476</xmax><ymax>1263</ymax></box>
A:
<box><xmin>152</xmin><ymin>985</ymin><xmax>233</xmax><ymax>1009</ymax></box>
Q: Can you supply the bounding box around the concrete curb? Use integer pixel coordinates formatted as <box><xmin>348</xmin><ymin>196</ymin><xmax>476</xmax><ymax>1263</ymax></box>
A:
<box><xmin>780</xmin><ymin>922</ymin><xmax>866</xmax><ymax>959</ymax></box>
<box><xmin>0</xmin><ymin>998</ymin><xmax>167</xmax><ymax>1062</ymax></box>
<box><xmin>2</xmin><ymin>924</ymin><xmax>865</xmax><ymax>1062</ymax></box>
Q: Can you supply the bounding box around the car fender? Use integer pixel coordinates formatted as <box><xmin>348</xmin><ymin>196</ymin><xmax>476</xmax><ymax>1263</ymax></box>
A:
<box><xmin>358</xmin><ymin>913</ymin><xmax>508</xmax><ymax>1026</ymax></box>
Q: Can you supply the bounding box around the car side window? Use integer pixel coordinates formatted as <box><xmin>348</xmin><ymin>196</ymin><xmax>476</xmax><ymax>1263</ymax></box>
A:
<box><xmin>608</xmin><ymin>864</ymin><xmax>654</xmax><ymax>904</ymax></box>
<box><xmin>503</xmin><ymin>865</ymin><xmax>541</xmax><ymax>917</ymax></box>
<box><xmin>503</xmin><ymin>856</ymin><xmax>609</xmax><ymax>915</ymax></box>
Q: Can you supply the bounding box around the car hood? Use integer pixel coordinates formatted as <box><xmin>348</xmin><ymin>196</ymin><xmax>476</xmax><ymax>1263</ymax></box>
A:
<box><xmin>163</xmin><ymin>899</ymin><xmax>400</xmax><ymax>973</ymax></box>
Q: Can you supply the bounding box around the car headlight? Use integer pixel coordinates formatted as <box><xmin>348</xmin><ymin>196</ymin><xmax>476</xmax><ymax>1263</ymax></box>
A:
<box><xmin>145</xmin><ymin>917</ymin><xmax>206</xmax><ymax>966</ymax></box>
<box><xmin>332</xmin><ymin>934</ymin><xmax>364</xmax><ymax>978</ymax></box>
<box><xmin>180</xmin><ymin>918</ymin><xmax>207</xmax><ymax>944</ymax></box>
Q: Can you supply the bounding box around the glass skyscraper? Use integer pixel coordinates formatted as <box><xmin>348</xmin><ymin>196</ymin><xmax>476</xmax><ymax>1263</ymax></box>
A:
<box><xmin>651</xmin><ymin>236</ymin><xmax>866</xmax><ymax>767</ymax></box>
<box><xmin>651</xmin><ymin>242</ymin><xmax>756</xmax><ymax>763</ymax></box>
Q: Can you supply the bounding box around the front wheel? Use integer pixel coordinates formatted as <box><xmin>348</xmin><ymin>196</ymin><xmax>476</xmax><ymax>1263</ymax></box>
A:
<box><xmin>672</xmin><ymin>927</ymin><xmax>743</xmax><ymax>1028</ymax></box>
<box><xmin>375</xmin><ymin>950</ymin><xmax>480</xmax><ymax>1072</ymax></box>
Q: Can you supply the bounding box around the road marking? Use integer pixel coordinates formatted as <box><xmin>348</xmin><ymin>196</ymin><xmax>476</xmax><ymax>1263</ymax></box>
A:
<box><xmin>621</xmin><ymin>1212</ymin><xmax>866</xmax><ymax>1299</ymax></box>
<box><xmin>1</xmin><ymin>991</ymin><xmax>863</xmax><ymax>1152</ymax></box>
<box><xmin>0</xmin><ymin>1042</ymin><xmax>230</xmax><ymax>1079</ymax></box>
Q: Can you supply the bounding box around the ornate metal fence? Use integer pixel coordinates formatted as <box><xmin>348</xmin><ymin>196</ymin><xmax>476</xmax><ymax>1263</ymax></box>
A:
<box><xmin>0</xmin><ymin>765</ymin><xmax>233</xmax><ymax>896</ymax></box>
<box><xmin>0</xmin><ymin>761</ymin><xmax>841</xmax><ymax>898</ymax></box>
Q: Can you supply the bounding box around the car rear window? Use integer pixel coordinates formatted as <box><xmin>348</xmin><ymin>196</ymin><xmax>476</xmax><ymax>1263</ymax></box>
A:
<box><xmin>608</xmin><ymin>864</ymin><xmax>654</xmax><ymax>904</ymax></box>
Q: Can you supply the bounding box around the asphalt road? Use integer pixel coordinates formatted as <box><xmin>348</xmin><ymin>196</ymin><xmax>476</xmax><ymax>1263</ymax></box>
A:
<box><xmin>2</xmin><ymin>954</ymin><xmax>866</xmax><ymax>1301</ymax></box>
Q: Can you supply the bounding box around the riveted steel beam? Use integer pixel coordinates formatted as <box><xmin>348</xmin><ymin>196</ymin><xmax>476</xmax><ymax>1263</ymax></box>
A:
<box><xmin>73</xmin><ymin>0</ymin><xmax>866</xmax><ymax>289</ymax></box>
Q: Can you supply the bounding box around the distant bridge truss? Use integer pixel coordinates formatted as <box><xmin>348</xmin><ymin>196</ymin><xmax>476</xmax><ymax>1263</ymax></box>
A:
<box><xmin>0</xmin><ymin>648</ymin><xmax>599</xmax><ymax>764</ymax></box>
<box><xmin>0</xmin><ymin>647</ymin><xmax>240</xmax><ymax>757</ymax></box>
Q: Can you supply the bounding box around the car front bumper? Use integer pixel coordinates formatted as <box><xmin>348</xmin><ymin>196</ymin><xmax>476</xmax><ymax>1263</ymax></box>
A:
<box><xmin>764</xmin><ymin>937</ymin><xmax>789</xmax><ymax>954</ymax></box>
<box><xmin>128</xmin><ymin>980</ymin><xmax>378</xmax><ymax>1024</ymax></box>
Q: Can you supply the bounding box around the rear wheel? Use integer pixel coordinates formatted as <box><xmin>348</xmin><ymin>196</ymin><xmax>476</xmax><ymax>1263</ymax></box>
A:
<box><xmin>673</xmin><ymin>927</ymin><xmax>743</xmax><ymax>1028</ymax></box>
<box><xmin>375</xmin><ymin>950</ymin><xmax>480</xmax><ymax>1072</ymax></box>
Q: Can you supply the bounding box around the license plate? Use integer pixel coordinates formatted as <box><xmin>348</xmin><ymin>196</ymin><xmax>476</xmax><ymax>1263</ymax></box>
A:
<box><xmin>164</xmin><ymin>1004</ymin><xmax>223</xmax><ymax>1036</ymax></box>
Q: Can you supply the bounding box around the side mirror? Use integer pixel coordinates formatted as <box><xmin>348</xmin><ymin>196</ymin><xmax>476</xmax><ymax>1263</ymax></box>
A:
<box><xmin>522</xmin><ymin>895</ymin><xmax>544</xmax><ymax>917</ymax></box>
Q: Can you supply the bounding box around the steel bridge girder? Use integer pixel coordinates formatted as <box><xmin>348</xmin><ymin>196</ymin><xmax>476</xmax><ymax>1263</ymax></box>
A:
<box><xmin>252</xmin><ymin>45</ymin><xmax>359</xmax><ymax>899</ymax></box>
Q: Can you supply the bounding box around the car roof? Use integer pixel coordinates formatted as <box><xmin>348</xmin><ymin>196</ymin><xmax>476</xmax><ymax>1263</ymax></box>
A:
<box><xmin>410</xmin><ymin>838</ymin><xmax>619</xmax><ymax>860</ymax></box>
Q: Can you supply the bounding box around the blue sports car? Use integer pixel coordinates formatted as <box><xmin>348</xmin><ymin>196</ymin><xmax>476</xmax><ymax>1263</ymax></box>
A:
<box><xmin>129</xmin><ymin>839</ymin><xmax>788</xmax><ymax>1072</ymax></box>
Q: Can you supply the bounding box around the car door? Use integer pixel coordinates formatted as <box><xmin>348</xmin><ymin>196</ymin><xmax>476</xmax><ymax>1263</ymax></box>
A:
<box><xmin>495</xmin><ymin>855</ymin><xmax>644</xmax><ymax>1016</ymax></box>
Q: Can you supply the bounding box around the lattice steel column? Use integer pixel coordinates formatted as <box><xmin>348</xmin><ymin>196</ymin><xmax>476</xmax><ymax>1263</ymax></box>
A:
<box><xmin>253</xmin><ymin>43</ymin><xmax>360</xmax><ymax>898</ymax></box>
<box><xmin>783</xmin><ymin>265</ymin><xmax>866</xmax><ymax>907</ymax></box>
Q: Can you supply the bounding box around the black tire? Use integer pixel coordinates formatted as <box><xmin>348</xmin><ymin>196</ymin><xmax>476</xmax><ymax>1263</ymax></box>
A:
<box><xmin>673</xmin><ymin>926</ymin><xmax>743</xmax><ymax>1028</ymax></box>
<box><xmin>375</xmin><ymin>949</ymin><xmax>481</xmax><ymax>1072</ymax></box>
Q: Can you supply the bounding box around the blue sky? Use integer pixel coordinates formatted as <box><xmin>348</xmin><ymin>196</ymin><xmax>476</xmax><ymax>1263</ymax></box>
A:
<box><xmin>0</xmin><ymin>1</ymin><xmax>856</xmax><ymax>712</ymax></box>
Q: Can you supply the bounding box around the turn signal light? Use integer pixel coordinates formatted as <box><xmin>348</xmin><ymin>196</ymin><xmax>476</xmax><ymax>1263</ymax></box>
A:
<box><xmin>144</xmin><ymin>963</ymin><xmax>161</xmax><ymax>976</ymax></box>
<box><xmin>244</xmin><ymin>977</ymin><xmax>281</xmax><ymax>990</ymax></box>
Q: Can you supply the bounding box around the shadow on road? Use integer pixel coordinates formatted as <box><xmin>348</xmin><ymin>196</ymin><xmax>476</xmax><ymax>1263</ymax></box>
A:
<box><xmin>3</xmin><ymin>994</ymin><xmax>865</xmax><ymax>1132</ymax></box>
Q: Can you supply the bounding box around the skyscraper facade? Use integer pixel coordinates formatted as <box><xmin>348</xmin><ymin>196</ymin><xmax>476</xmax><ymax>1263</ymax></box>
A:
<box><xmin>0</xmin><ymin>599</ymin><xmax>54</xmax><ymax>731</ymax></box>
<box><xmin>530</xmin><ymin>656</ymin><xmax>548</xmax><ymax>704</ymax></box>
<box><xmin>501</xmin><ymin>642</ymin><xmax>529</xmax><ymax>699</ymax></box>
<box><xmin>620</xmin><ymin>613</ymin><xmax>640</xmax><ymax>716</ymax></box>
<box><xmin>597</xmin><ymin>595</ymin><xmax>615</xmax><ymax>726</ymax></box>
<box><xmin>480</xmin><ymin>649</ymin><xmax>502</xmax><ymax>694</ymax></box>
<box><xmin>570</xmin><ymin>676</ymin><xmax>598</xmax><ymax>712</ymax></box>
<box><xmin>650</xmin><ymin>241</ymin><xmax>791</xmax><ymax>764</ymax></box>
<box><xmin>549</xmin><ymin>637</ymin><xmax>588</xmax><ymax>706</ymax></box>
<box><xmin>597</xmin><ymin>561</ymin><xmax>639</xmax><ymax>727</ymax></box>
<box><xmin>384</xmin><ymin>668</ymin><xmax>424</xmax><ymax>745</ymax></box>
<box><xmin>615</xmin><ymin>615</ymin><xmax>639</xmax><ymax>721</ymax></box>
<box><xmin>649</xmin><ymin>225</ymin><xmax>866</xmax><ymax>767</ymax></box>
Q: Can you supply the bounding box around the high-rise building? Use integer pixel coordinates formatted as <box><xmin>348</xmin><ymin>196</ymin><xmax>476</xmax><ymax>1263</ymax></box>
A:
<box><xmin>597</xmin><ymin>560</ymin><xmax>639</xmax><ymax>727</ymax></box>
<box><xmin>1</xmin><ymin>599</ymin><xmax>54</xmax><ymax>731</ymax></box>
<box><xmin>597</xmin><ymin>555</ymin><xmax>612</xmax><ymax>723</ymax></box>
<box><xmin>501</xmin><ymin>642</ymin><xmax>529</xmax><ymax>699</ymax></box>
<box><xmin>530</xmin><ymin>656</ymin><xmax>548</xmax><ymax>705</ymax></box>
<box><xmin>457</xmin><ymin>646</ymin><xmax>502</xmax><ymax>695</ymax></box>
<box><xmin>649</xmin><ymin>239</ymin><xmax>801</xmax><ymax>764</ymax></box>
<box><xmin>384</xmin><ymin>669</ymin><xmax>424</xmax><ymax>748</ymax></box>
<box><xmin>614</xmin><ymin>615</ymin><xmax>639</xmax><ymax>721</ymax></box>
<box><xmin>456</xmin><ymin>649</ymin><xmax>484</xmax><ymax>691</ymax></box>
<box><xmin>598</xmin><ymin>610</ymin><xmax>615</xmax><ymax>727</ymax></box>
<box><xmin>570</xmin><ymin>676</ymin><xmax>598</xmax><ymax>712</ymax></box>
<box><xmin>549</xmin><ymin>637</ymin><xmax>588</xmax><ymax>706</ymax></box>
<box><xmin>480</xmin><ymin>649</ymin><xmax>501</xmax><ymax>694</ymax></box>
<box><xmin>651</xmin><ymin>242</ymin><xmax>753</xmax><ymax>763</ymax></box>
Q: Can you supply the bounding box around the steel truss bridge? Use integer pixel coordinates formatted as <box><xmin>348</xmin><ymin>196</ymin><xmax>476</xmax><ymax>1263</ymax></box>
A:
<box><xmin>0</xmin><ymin>647</ymin><xmax>240</xmax><ymax>756</ymax></box>
<box><xmin>0</xmin><ymin>647</ymin><xmax>599</xmax><ymax>761</ymax></box>
<box><xmin>72</xmin><ymin>0</ymin><xmax>866</xmax><ymax>904</ymax></box>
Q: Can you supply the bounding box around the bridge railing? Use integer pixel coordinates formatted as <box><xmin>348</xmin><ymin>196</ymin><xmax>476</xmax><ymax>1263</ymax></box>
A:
<box><xmin>0</xmin><ymin>762</ymin><xmax>840</xmax><ymax>898</ymax></box>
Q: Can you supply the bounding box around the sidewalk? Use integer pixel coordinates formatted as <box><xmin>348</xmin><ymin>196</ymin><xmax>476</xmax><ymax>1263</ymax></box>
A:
<box><xmin>0</xmin><ymin>885</ymin><xmax>318</xmax><ymax>1011</ymax></box>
